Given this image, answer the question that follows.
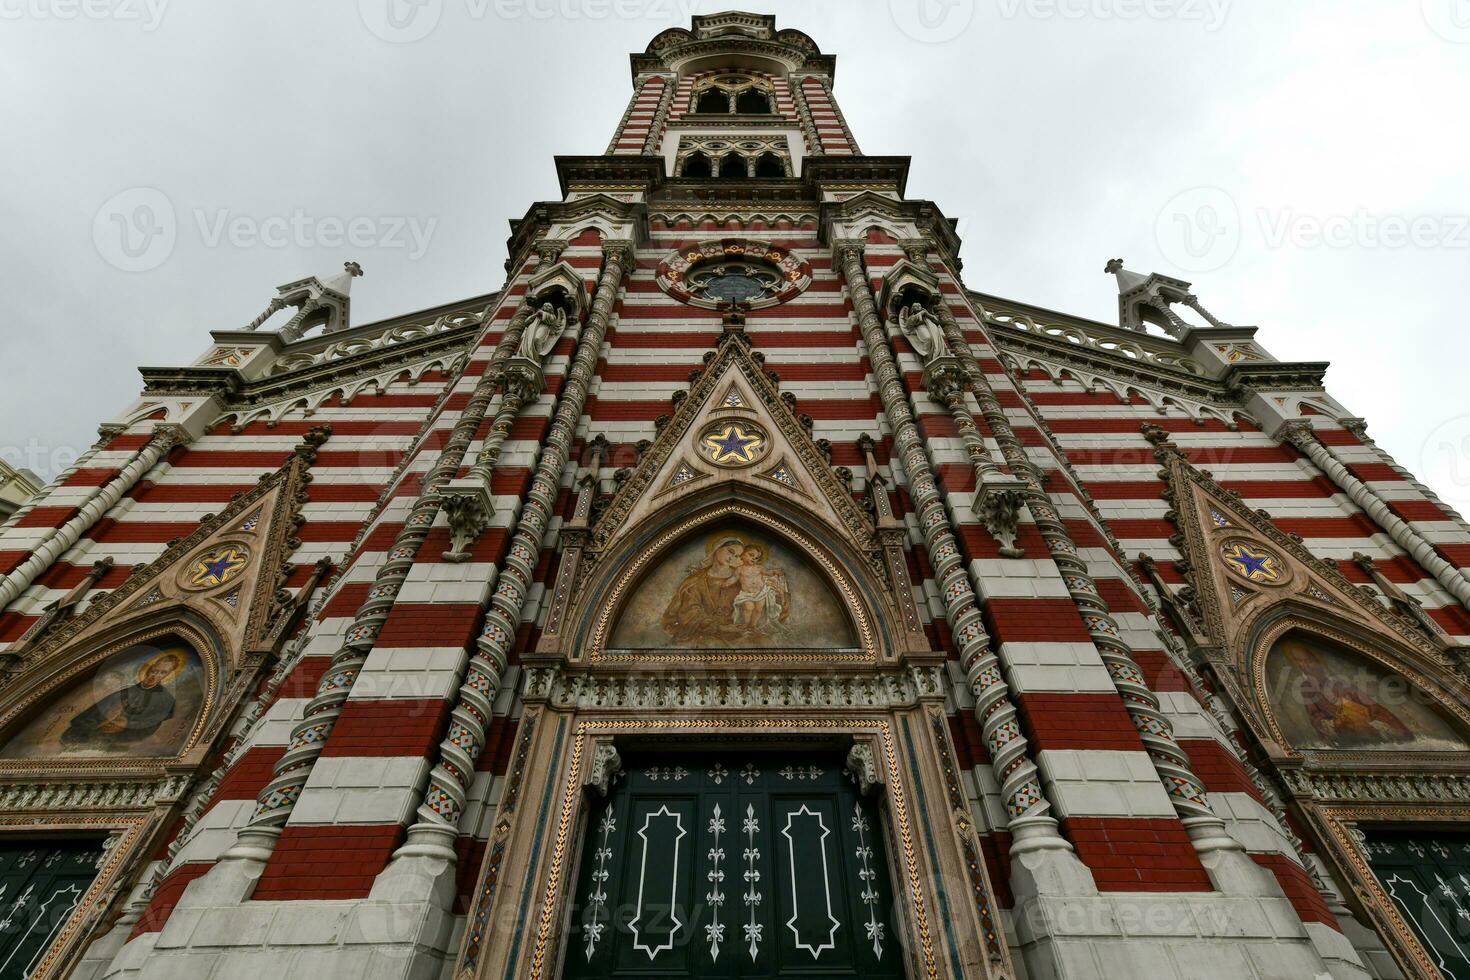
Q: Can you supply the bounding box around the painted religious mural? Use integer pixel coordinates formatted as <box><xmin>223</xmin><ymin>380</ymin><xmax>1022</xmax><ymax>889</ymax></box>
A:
<box><xmin>0</xmin><ymin>635</ymin><xmax>206</xmax><ymax>760</ymax></box>
<box><xmin>1264</xmin><ymin>631</ymin><xmax>1463</xmax><ymax>752</ymax></box>
<box><xmin>608</xmin><ymin>526</ymin><xmax>857</xmax><ymax>651</ymax></box>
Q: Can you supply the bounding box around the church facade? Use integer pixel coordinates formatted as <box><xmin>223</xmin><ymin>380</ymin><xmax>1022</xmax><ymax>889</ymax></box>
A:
<box><xmin>3</xmin><ymin>12</ymin><xmax>1469</xmax><ymax>980</ymax></box>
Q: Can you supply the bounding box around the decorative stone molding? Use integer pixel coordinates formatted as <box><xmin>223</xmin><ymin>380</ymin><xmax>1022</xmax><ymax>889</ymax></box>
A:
<box><xmin>522</xmin><ymin>665</ymin><xmax>946</xmax><ymax>710</ymax></box>
<box><xmin>1282</xmin><ymin>770</ymin><xmax>1470</xmax><ymax>802</ymax></box>
<box><xmin>0</xmin><ymin>775</ymin><xmax>190</xmax><ymax>811</ymax></box>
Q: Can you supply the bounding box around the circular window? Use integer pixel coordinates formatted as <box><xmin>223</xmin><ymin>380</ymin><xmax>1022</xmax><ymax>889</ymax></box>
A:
<box><xmin>656</xmin><ymin>239</ymin><xmax>812</xmax><ymax>310</ymax></box>
<box><xmin>687</xmin><ymin>261</ymin><xmax>783</xmax><ymax>305</ymax></box>
<box><xmin>699</xmin><ymin>421</ymin><xmax>768</xmax><ymax>467</ymax></box>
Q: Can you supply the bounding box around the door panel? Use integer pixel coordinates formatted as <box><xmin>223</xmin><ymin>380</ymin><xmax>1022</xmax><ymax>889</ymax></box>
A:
<box><xmin>567</xmin><ymin>753</ymin><xmax>903</xmax><ymax>979</ymax></box>
<box><xmin>1364</xmin><ymin>829</ymin><xmax>1470</xmax><ymax>979</ymax></box>
<box><xmin>0</xmin><ymin>838</ymin><xmax>104</xmax><ymax>979</ymax></box>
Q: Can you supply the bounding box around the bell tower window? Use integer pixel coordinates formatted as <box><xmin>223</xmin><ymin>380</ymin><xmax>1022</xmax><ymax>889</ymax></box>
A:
<box><xmin>693</xmin><ymin>89</ymin><xmax>730</xmax><ymax>114</ymax></box>
<box><xmin>688</xmin><ymin>72</ymin><xmax>776</xmax><ymax>116</ymax></box>
<box><xmin>676</xmin><ymin>138</ymin><xmax>792</xmax><ymax>180</ymax></box>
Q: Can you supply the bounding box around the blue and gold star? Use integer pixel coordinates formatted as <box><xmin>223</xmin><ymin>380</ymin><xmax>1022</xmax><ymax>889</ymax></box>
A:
<box><xmin>189</xmin><ymin>546</ymin><xmax>250</xmax><ymax>589</ymax></box>
<box><xmin>701</xmin><ymin>423</ymin><xmax>765</xmax><ymax>465</ymax></box>
<box><xmin>1221</xmin><ymin>542</ymin><xmax>1282</xmax><ymax>584</ymax></box>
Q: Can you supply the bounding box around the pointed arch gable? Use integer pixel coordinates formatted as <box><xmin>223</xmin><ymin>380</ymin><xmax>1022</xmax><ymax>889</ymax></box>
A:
<box><xmin>1246</xmin><ymin>609</ymin><xmax>1469</xmax><ymax>757</ymax></box>
<box><xmin>576</xmin><ymin>498</ymin><xmax>878</xmax><ymax>665</ymax></box>
<box><xmin>0</xmin><ymin>617</ymin><xmax>221</xmax><ymax>769</ymax></box>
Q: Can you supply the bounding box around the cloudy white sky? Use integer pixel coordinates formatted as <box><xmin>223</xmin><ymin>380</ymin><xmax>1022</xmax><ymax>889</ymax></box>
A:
<box><xmin>2</xmin><ymin>0</ymin><xmax>1468</xmax><ymax>510</ymax></box>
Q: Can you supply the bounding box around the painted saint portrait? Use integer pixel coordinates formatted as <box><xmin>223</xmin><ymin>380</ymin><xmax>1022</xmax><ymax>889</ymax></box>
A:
<box><xmin>608</xmin><ymin>526</ymin><xmax>858</xmax><ymax>651</ymax></box>
<box><xmin>1264</xmin><ymin>632</ymin><xmax>1464</xmax><ymax>752</ymax></box>
<box><xmin>0</xmin><ymin>636</ymin><xmax>206</xmax><ymax>760</ymax></box>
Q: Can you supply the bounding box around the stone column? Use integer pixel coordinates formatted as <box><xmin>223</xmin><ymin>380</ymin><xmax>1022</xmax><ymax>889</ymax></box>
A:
<box><xmin>0</xmin><ymin>424</ymin><xmax>188</xmax><ymax>610</ymax></box>
<box><xmin>1281</xmin><ymin>420</ymin><xmax>1470</xmax><ymax>608</ymax></box>
<box><xmin>391</xmin><ymin>241</ymin><xmax>633</xmax><ymax>864</ymax></box>
<box><xmin>835</xmin><ymin>241</ymin><xmax>1075</xmax><ymax>872</ymax></box>
<box><xmin>923</xmin><ymin>360</ymin><xmax>1029</xmax><ymax>558</ymax></box>
<box><xmin>928</xmin><ymin>286</ymin><xmax>1263</xmax><ymax>885</ymax></box>
<box><xmin>233</xmin><ymin>299</ymin><xmax>535</xmax><ymax>863</ymax></box>
<box><xmin>242</xmin><ymin>297</ymin><xmax>286</xmax><ymax>332</ymax></box>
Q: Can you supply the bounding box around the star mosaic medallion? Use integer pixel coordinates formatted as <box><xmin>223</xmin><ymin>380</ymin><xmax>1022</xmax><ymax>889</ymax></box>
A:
<box><xmin>699</xmin><ymin>422</ymin><xmax>766</xmax><ymax>466</ymax></box>
<box><xmin>1220</xmin><ymin>541</ymin><xmax>1283</xmax><ymax>585</ymax></box>
<box><xmin>187</xmin><ymin>545</ymin><xmax>250</xmax><ymax>589</ymax></box>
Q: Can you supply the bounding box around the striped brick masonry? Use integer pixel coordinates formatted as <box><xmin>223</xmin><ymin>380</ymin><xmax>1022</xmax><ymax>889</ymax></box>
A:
<box><xmin>403</xmin><ymin>240</ymin><xmax>632</xmax><ymax>848</ymax></box>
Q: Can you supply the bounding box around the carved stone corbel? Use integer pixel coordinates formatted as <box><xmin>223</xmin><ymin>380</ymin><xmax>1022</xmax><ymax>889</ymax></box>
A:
<box><xmin>584</xmin><ymin>741</ymin><xmax>624</xmax><ymax>798</ymax></box>
<box><xmin>845</xmin><ymin>740</ymin><xmax>884</xmax><ymax>797</ymax></box>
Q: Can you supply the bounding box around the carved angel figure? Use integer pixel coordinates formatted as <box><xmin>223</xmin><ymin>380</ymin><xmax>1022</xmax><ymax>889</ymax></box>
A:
<box><xmin>897</xmin><ymin>301</ymin><xmax>949</xmax><ymax>365</ymax></box>
<box><xmin>517</xmin><ymin>301</ymin><xmax>568</xmax><ymax>361</ymax></box>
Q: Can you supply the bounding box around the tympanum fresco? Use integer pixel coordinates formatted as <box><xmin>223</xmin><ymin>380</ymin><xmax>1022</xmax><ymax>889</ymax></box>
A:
<box><xmin>608</xmin><ymin>526</ymin><xmax>857</xmax><ymax>651</ymax></box>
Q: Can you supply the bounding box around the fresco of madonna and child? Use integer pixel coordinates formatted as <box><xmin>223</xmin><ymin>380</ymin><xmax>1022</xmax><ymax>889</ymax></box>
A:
<box><xmin>608</xmin><ymin>527</ymin><xmax>858</xmax><ymax>651</ymax></box>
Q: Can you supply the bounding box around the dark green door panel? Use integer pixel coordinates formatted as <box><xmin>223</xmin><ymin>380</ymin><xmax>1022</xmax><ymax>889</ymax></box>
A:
<box><xmin>0</xmin><ymin>839</ymin><xmax>104</xmax><ymax>979</ymax></box>
<box><xmin>566</xmin><ymin>754</ymin><xmax>903</xmax><ymax>979</ymax></box>
<box><xmin>1364</xmin><ymin>829</ymin><xmax>1470</xmax><ymax>979</ymax></box>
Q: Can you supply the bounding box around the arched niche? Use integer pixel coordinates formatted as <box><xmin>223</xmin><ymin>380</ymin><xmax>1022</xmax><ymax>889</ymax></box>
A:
<box><xmin>0</xmin><ymin>620</ymin><xmax>219</xmax><ymax>768</ymax></box>
<box><xmin>1248</xmin><ymin>616</ymin><xmax>1470</xmax><ymax>758</ymax></box>
<box><xmin>573</xmin><ymin>501</ymin><xmax>884</xmax><ymax>665</ymax></box>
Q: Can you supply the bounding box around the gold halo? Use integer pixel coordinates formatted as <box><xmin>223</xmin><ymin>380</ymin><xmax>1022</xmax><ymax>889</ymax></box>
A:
<box><xmin>704</xmin><ymin>532</ymin><xmax>751</xmax><ymax>556</ymax></box>
<box><xmin>136</xmin><ymin>648</ymin><xmax>188</xmax><ymax>686</ymax></box>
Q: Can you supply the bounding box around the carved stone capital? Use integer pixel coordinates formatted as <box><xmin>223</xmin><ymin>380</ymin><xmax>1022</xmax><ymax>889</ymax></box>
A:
<box><xmin>1276</xmin><ymin>419</ymin><xmax>1317</xmax><ymax>450</ymax></box>
<box><xmin>439</xmin><ymin>478</ymin><xmax>496</xmax><ymax>562</ymax></box>
<box><xmin>921</xmin><ymin>356</ymin><xmax>968</xmax><ymax>406</ymax></box>
<box><xmin>150</xmin><ymin>423</ymin><xmax>193</xmax><ymax>451</ymax></box>
<box><xmin>533</xmin><ymin>239</ymin><xmax>568</xmax><ymax>265</ymax></box>
<box><xmin>601</xmin><ymin>239</ymin><xmax>637</xmax><ymax>270</ymax></box>
<box><xmin>95</xmin><ymin>422</ymin><xmax>128</xmax><ymax>447</ymax></box>
<box><xmin>497</xmin><ymin>357</ymin><xmax>548</xmax><ymax>403</ymax></box>
<box><xmin>973</xmin><ymin>478</ymin><xmax>1030</xmax><ymax>559</ymax></box>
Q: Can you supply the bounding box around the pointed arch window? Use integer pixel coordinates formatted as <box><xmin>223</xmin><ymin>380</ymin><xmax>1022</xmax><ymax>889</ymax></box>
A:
<box><xmin>688</xmin><ymin>72</ymin><xmax>776</xmax><ymax>116</ymax></box>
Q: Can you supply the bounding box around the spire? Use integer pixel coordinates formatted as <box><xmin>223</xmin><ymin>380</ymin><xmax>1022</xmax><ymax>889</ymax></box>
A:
<box><xmin>322</xmin><ymin>260</ymin><xmax>364</xmax><ymax>296</ymax></box>
<box><xmin>1103</xmin><ymin>257</ymin><xmax>1149</xmax><ymax>294</ymax></box>
<box><xmin>1103</xmin><ymin>257</ymin><xmax>1232</xmax><ymax>338</ymax></box>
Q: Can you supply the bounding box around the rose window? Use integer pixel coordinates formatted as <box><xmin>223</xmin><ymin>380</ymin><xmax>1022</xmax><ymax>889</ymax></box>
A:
<box><xmin>686</xmin><ymin>261</ymin><xmax>783</xmax><ymax>305</ymax></box>
<box><xmin>656</xmin><ymin>239</ymin><xmax>812</xmax><ymax>310</ymax></box>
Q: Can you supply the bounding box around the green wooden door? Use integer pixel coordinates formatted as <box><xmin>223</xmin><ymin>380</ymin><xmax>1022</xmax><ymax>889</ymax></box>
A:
<box><xmin>0</xmin><ymin>839</ymin><xmax>104</xmax><ymax>979</ymax></box>
<box><xmin>1364</xmin><ymin>829</ymin><xmax>1470</xmax><ymax>978</ymax></box>
<box><xmin>566</xmin><ymin>753</ymin><xmax>904</xmax><ymax>979</ymax></box>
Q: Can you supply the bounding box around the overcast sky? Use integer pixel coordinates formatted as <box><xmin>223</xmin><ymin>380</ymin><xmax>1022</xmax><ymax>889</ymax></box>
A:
<box><xmin>2</xmin><ymin>1</ymin><xmax>1468</xmax><ymax>512</ymax></box>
